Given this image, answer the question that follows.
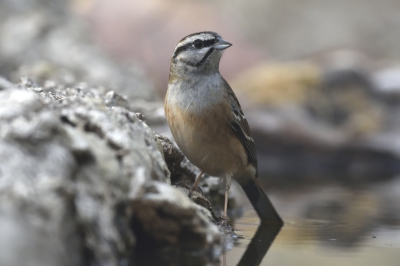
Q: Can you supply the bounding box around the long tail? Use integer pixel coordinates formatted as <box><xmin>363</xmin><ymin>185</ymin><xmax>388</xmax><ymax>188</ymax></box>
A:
<box><xmin>240</xmin><ymin>179</ymin><xmax>283</xmax><ymax>225</ymax></box>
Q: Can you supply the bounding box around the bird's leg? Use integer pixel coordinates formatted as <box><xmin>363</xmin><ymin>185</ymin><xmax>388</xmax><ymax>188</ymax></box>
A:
<box><xmin>189</xmin><ymin>171</ymin><xmax>204</xmax><ymax>196</ymax></box>
<box><xmin>217</xmin><ymin>190</ymin><xmax>229</xmax><ymax>226</ymax></box>
<box><xmin>218</xmin><ymin>175</ymin><xmax>232</xmax><ymax>225</ymax></box>
<box><xmin>223</xmin><ymin>190</ymin><xmax>228</xmax><ymax>218</ymax></box>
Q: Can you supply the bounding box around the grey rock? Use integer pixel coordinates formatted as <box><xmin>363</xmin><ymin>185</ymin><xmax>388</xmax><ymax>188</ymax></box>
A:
<box><xmin>0</xmin><ymin>77</ymin><xmax>225</xmax><ymax>266</ymax></box>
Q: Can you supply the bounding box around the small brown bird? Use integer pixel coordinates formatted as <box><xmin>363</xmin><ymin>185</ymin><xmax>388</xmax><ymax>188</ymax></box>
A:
<box><xmin>165</xmin><ymin>31</ymin><xmax>282</xmax><ymax>224</ymax></box>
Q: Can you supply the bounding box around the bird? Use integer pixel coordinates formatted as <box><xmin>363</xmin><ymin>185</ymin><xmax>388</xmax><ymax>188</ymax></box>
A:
<box><xmin>164</xmin><ymin>31</ymin><xmax>282</xmax><ymax>225</ymax></box>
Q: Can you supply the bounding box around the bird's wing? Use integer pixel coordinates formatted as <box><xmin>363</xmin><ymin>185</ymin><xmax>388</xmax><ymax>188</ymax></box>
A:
<box><xmin>223</xmin><ymin>79</ymin><xmax>258</xmax><ymax>177</ymax></box>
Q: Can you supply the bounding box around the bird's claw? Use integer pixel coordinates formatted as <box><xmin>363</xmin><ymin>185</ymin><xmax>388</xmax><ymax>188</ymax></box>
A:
<box><xmin>175</xmin><ymin>183</ymin><xmax>203</xmax><ymax>197</ymax></box>
<box><xmin>217</xmin><ymin>215</ymin><xmax>228</xmax><ymax>226</ymax></box>
<box><xmin>175</xmin><ymin>182</ymin><xmax>191</xmax><ymax>190</ymax></box>
<box><xmin>190</xmin><ymin>186</ymin><xmax>203</xmax><ymax>196</ymax></box>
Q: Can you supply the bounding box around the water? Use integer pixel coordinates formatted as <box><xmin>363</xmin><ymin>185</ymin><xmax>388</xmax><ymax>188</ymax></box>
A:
<box><xmin>226</xmin><ymin>179</ymin><xmax>400</xmax><ymax>265</ymax></box>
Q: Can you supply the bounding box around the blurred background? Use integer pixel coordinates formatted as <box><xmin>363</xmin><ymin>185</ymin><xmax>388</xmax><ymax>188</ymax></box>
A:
<box><xmin>1</xmin><ymin>0</ymin><xmax>400</xmax><ymax>265</ymax></box>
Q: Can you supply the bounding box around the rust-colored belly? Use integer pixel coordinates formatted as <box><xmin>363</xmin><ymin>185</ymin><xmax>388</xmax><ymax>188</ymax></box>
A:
<box><xmin>165</xmin><ymin>102</ymin><xmax>247</xmax><ymax>177</ymax></box>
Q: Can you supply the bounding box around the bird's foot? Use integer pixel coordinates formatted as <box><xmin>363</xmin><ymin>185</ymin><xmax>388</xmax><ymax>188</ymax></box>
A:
<box><xmin>175</xmin><ymin>182</ymin><xmax>191</xmax><ymax>190</ymax></box>
<box><xmin>175</xmin><ymin>183</ymin><xmax>203</xmax><ymax>197</ymax></box>
<box><xmin>217</xmin><ymin>215</ymin><xmax>228</xmax><ymax>226</ymax></box>
<box><xmin>188</xmin><ymin>186</ymin><xmax>203</xmax><ymax>197</ymax></box>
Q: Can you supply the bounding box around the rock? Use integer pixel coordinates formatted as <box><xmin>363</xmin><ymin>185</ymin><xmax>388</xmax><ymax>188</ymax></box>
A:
<box><xmin>156</xmin><ymin>134</ymin><xmax>196</xmax><ymax>186</ymax></box>
<box><xmin>132</xmin><ymin>182</ymin><xmax>221</xmax><ymax>249</ymax></box>
<box><xmin>232</xmin><ymin>62</ymin><xmax>400</xmax><ymax>181</ymax></box>
<box><xmin>372</xmin><ymin>66</ymin><xmax>400</xmax><ymax>102</ymax></box>
<box><xmin>0</xmin><ymin>77</ymin><xmax>226</xmax><ymax>266</ymax></box>
<box><xmin>307</xmin><ymin>68</ymin><xmax>385</xmax><ymax>136</ymax></box>
<box><xmin>232</xmin><ymin>62</ymin><xmax>321</xmax><ymax>107</ymax></box>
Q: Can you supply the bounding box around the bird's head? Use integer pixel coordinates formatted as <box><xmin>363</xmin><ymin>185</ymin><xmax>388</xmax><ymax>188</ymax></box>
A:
<box><xmin>170</xmin><ymin>31</ymin><xmax>232</xmax><ymax>75</ymax></box>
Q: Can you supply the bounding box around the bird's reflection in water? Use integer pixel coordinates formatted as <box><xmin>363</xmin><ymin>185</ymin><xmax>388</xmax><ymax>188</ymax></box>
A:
<box><xmin>227</xmin><ymin>223</ymin><xmax>282</xmax><ymax>266</ymax></box>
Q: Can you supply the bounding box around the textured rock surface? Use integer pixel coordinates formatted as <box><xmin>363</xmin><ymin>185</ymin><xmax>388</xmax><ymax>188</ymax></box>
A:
<box><xmin>0</xmin><ymin>78</ymin><xmax>224</xmax><ymax>266</ymax></box>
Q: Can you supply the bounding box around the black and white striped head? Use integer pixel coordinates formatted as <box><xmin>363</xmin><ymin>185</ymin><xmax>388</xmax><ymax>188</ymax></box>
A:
<box><xmin>171</xmin><ymin>31</ymin><xmax>232</xmax><ymax>73</ymax></box>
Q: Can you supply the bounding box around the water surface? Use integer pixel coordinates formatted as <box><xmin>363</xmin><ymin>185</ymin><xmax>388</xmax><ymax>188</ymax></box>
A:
<box><xmin>227</xmin><ymin>179</ymin><xmax>400</xmax><ymax>265</ymax></box>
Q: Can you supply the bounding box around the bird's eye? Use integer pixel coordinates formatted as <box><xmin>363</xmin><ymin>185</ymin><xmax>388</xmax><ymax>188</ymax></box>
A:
<box><xmin>193</xmin><ymin>39</ymin><xmax>204</xmax><ymax>49</ymax></box>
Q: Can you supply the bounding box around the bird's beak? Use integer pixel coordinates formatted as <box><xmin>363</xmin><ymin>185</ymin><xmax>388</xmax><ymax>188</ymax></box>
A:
<box><xmin>214</xmin><ymin>37</ymin><xmax>232</xmax><ymax>50</ymax></box>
